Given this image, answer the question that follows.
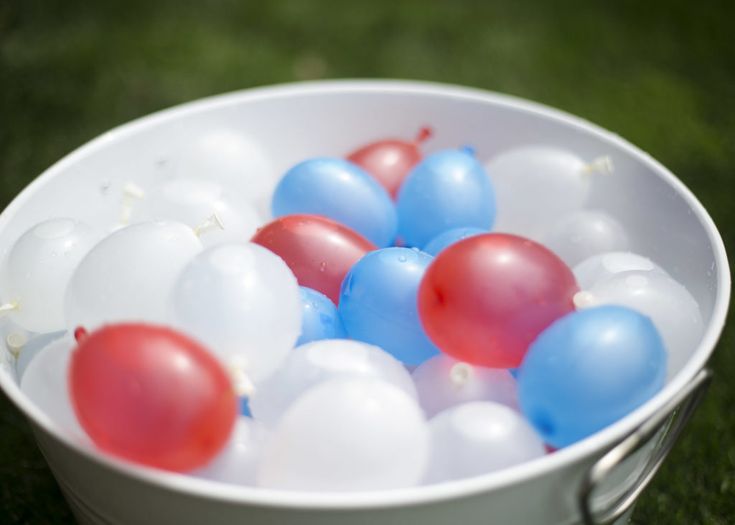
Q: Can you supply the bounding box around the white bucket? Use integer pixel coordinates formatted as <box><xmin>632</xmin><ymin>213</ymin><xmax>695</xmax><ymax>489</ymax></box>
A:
<box><xmin>0</xmin><ymin>80</ymin><xmax>729</xmax><ymax>525</ymax></box>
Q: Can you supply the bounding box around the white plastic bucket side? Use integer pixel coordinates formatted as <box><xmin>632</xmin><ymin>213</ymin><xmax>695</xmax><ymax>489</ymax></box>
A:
<box><xmin>0</xmin><ymin>80</ymin><xmax>728</xmax><ymax>525</ymax></box>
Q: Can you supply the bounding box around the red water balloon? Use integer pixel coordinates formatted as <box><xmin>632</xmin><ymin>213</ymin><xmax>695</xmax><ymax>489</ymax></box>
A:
<box><xmin>418</xmin><ymin>233</ymin><xmax>578</xmax><ymax>368</ymax></box>
<box><xmin>251</xmin><ymin>214</ymin><xmax>376</xmax><ymax>304</ymax></box>
<box><xmin>347</xmin><ymin>126</ymin><xmax>432</xmax><ymax>199</ymax></box>
<box><xmin>69</xmin><ymin>323</ymin><xmax>237</xmax><ymax>472</ymax></box>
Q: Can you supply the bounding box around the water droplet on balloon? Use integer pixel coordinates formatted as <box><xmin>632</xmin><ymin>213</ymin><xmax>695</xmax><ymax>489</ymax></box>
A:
<box><xmin>319</xmin><ymin>262</ymin><xmax>327</xmax><ymax>272</ymax></box>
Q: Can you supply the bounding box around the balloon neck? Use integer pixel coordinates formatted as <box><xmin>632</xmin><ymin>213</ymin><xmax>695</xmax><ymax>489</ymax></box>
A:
<box><xmin>573</xmin><ymin>290</ymin><xmax>596</xmax><ymax>309</ymax></box>
<box><xmin>193</xmin><ymin>213</ymin><xmax>225</xmax><ymax>238</ymax></box>
<box><xmin>74</xmin><ymin>326</ymin><xmax>89</xmax><ymax>343</ymax></box>
<box><xmin>449</xmin><ymin>362</ymin><xmax>473</xmax><ymax>386</ymax></box>
<box><xmin>0</xmin><ymin>301</ymin><xmax>18</xmax><ymax>315</ymax></box>
<box><xmin>5</xmin><ymin>332</ymin><xmax>27</xmax><ymax>357</ymax></box>
<box><xmin>119</xmin><ymin>182</ymin><xmax>145</xmax><ymax>227</ymax></box>
<box><xmin>581</xmin><ymin>156</ymin><xmax>614</xmax><ymax>176</ymax></box>
<box><xmin>460</xmin><ymin>145</ymin><xmax>476</xmax><ymax>157</ymax></box>
<box><xmin>414</xmin><ymin>126</ymin><xmax>433</xmax><ymax>145</ymax></box>
<box><xmin>227</xmin><ymin>358</ymin><xmax>256</xmax><ymax>397</ymax></box>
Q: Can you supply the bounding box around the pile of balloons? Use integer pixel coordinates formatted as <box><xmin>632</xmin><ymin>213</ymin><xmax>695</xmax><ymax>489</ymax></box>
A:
<box><xmin>4</xmin><ymin>125</ymin><xmax>704</xmax><ymax>492</ymax></box>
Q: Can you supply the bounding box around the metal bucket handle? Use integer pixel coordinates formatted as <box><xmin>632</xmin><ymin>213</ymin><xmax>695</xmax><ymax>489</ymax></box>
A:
<box><xmin>578</xmin><ymin>367</ymin><xmax>713</xmax><ymax>525</ymax></box>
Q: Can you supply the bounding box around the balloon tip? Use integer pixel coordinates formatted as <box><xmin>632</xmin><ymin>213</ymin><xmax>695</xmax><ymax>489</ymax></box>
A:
<box><xmin>460</xmin><ymin>145</ymin><xmax>476</xmax><ymax>157</ymax></box>
<box><xmin>449</xmin><ymin>362</ymin><xmax>473</xmax><ymax>386</ymax></box>
<box><xmin>6</xmin><ymin>332</ymin><xmax>27</xmax><ymax>356</ymax></box>
<box><xmin>573</xmin><ymin>291</ymin><xmax>596</xmax><ymax>309</ymax></box>
<box><xmin>74</xmin><ymin>326</ymin><xmax>89</xmax><ymax>343</ymax></box>
<box><xmin>415</xmin><ymin>126</ymin><xmax>433</xmax><ymax>144</ymax></box>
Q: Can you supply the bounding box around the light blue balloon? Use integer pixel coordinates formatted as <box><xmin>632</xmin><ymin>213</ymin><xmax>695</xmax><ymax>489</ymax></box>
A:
<box><xmin>396</xmin><ymin>148</ymin><xmax>496</xmax><ymax>248</ymax></box>
<box><xmin>272</xmin><ymin>158</ymin><xmax>397</xmax><ymax>247</ymax></box>
<box><xmin>297</xmin><ymin>286</ymin><xmax>346</xmax><ymax>346</ymax></box>
<box><xmin>422</xmin><ymin>226</ymin><xmax>488</xmax><ymax>256</ymax></box>
<box><xmin>518</xmin><ymin>305</ymin><xmax>667</xmax><ymax>448</ymax></box>
<box><xmin>339</xmin><ymin>247</ymin><xmax>440</xmax><ymax>366</ymax></box>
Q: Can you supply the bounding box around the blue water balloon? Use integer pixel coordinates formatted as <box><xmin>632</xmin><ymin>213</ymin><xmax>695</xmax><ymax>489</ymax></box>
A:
<box><xmin>422</xmin><ymin>226</ymin><xmax>488</xmax><ymax>256</ymax></box>
<box><xmin>518</xmin><ymin>305</ymin><xmax>667</xmax><ymax>448</ymax></box>
<box><xmin>272</xmin><ymin>158</ymin><xmax>397</xmax><ymax>247</ymax></box>
<box><xmin>338</xmin><ymin>247</ymin><xmax>440</xmax><ymax>366</ymax></box>
<box><xmin>396</xmin><ymin>148</ymin><xmax>496</xmax><ymax>247</ymax></box>
<box><xmin>297</xmin><ymin>286</ymin><xmax>346</xmax><ymax>346</ymax></box>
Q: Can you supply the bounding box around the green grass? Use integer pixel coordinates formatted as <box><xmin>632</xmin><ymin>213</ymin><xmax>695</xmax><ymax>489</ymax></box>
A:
<box><xmin>1</xmin><ymin>0</ymin><xmax>733</xmax><ymax>523</ymax></box>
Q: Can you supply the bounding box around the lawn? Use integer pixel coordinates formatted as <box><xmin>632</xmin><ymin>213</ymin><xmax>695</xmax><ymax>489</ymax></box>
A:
<box><xmin>0</xmin><ymin>0</ymin><xmax>733</xmax><ymax>523</ymax></box>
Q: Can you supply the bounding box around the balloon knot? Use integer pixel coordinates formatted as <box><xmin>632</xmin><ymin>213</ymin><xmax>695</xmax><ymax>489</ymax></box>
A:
<box><xmin>74</xmin><ymin>326</ymin><xmax>89</xmax><ymax>343</ymax></box>
<box><xmin>460</xmin><ymin>145</ymin><xmax>476</xmax><ymax>157</ymax></box>
<box><xmin>415</xmin><ymin>126</ymin><xmax>433</xmax><ymax>144</ymax></box>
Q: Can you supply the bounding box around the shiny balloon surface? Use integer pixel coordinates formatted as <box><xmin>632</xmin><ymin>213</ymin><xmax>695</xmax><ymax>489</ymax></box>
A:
<box><xmin>251</xmin><ymin>214</ymin><xmax>376</xmax><ymax>304</ymax></box>
<box><xmin>70</xmin><ymin>323</ymin><xmax>237</xmax><ymax>471</ymax></box>
<box><xmin>419</xmin><ymin>233</ymin><xmax>578</xmax><ymax>368</ymax></box>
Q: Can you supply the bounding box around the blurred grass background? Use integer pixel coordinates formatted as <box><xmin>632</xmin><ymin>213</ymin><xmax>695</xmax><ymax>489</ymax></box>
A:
<box><xmin>0</xmin><ymin>0</ymin><xmax>733</xmax><ymax>523</ymax></box>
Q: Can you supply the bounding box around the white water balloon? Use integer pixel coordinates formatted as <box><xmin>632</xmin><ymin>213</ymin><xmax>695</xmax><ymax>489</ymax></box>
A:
<box><xmin>412</xmin><ymin>355</ymin><xmax>518</xmax><ymax>418</ymax></box>
<box><xmin>542</xmin><ymin>210</ymin><xmax>629</xmax><ymax>267</ymax></box>
<box><xmin>15</xmin><ymin>330</ymin><xmax>66</xmax><ymax>380</ymax></box>
<box><xmin>169</xmin><ymin>243</ymin><xmax>301</xmax><ymax>385</ymax></box>
<box><xmin>486</xmin><ymin>146</ymin><xmax>611</xmax><ymax>239</ymax></box>
<box><xmin>133</xmin><ymin>178</ymin><xmax>261</xmax><ymax>246</ymax></box>
<box><xmin>573</xmin><ymin>251</ymin><xmax>668</xmax><ymax>290</ymax></box>
<box><xmin>194</xmin><ymin>417</ymin><xmax>269</xmax><ymax>486</ymax></box>
<box><xmin>250</xmin><ymin>339</ymin><xmax>417</xmax><ymax>427</ymax></box>
<box><xmin>2</xmin><ymin>218</ymin><xmax>98</xmax><ymax>333</ymax></box>
<box><xmin>65</xmin><ymin>221</ymin><xmax>202</xmax><ymax>330</ymax></box>
<box><xmin>425</xmin><ymin>402</ymin><xmax>545</xmax><ymax>484</ymax></box>
<box><xmin>583</xmin><ymin>271</ymin><xmax>703</xmax><ymax>379</ymax></box>
<box><xmin>257</xmin><ymin>378</ymin><xmax>429</xmax><ymax>492</ymax></box>
<box><xmin>176</xmin><ymin>129</ymin><xmax>276</xmax><ymax>218</ymax></box>
<box><xmin>21</xmin><ymin>336</ymin><xmax>88</xmax><ymax>443</ymax></box>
